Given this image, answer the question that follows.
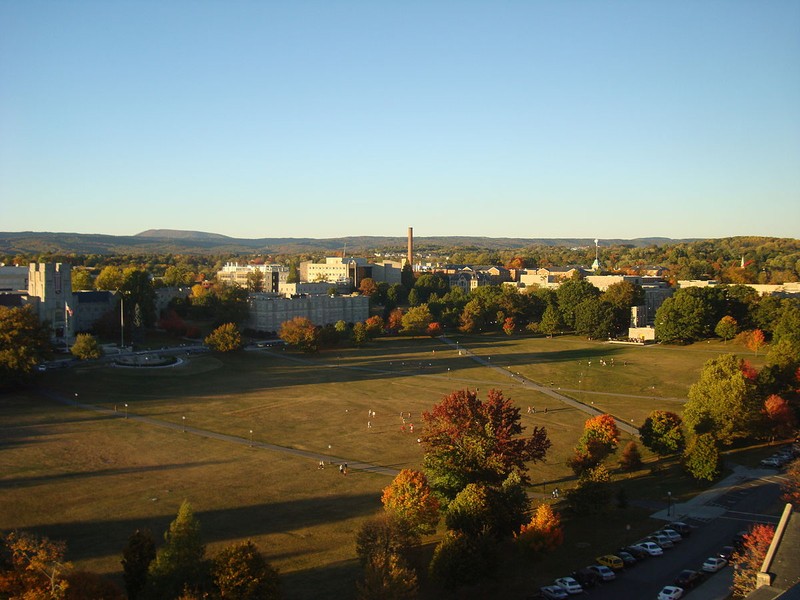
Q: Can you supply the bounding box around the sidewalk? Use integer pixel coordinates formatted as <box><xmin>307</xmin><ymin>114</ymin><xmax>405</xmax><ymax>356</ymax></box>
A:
<box><xmin>650</xmin><ymin>464</ymin><xmax>776</xmax><ymax>522</ymax></box>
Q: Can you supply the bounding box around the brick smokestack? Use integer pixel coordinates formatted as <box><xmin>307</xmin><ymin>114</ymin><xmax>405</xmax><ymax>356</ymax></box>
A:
<box><xmin>407</xmin><ymin>227</ymin><xmax>413</xmax><ymax>269</ymax></box>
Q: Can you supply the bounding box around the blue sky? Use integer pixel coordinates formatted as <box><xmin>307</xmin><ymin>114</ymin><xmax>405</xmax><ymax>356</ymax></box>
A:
<box><xmin>1</xmin><ymin>1</ymin><xmax>798</xmax><ymax>240</ymax></box>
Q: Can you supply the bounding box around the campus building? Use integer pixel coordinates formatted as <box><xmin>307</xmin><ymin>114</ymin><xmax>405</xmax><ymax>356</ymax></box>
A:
<box><xmin>246</xmin><ymin>293</ymin><xmax>369</xmax><ymax>333</ymax></box>
<box><xmin>216</xmin><ymin>263</ymin><xmax>289</xmax><ymax>292</ymax></box>
<box><xmin>299</xmin><ymin>257</ymin><xmax>402</xmax><ymax>287</ymax></box>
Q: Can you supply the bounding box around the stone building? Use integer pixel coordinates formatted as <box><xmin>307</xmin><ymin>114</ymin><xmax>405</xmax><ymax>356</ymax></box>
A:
<box><xmin>246</xmin><ymin>293</ymin><xmax>369</xmax><ymax>333</ymax></box>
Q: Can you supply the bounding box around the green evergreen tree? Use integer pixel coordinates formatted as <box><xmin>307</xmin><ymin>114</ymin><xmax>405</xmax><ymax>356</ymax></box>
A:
<box><xmin>121</xmin><ymin>529</ymin><xmax>156</xmax><ymax>600</ymax></box>
<box><xmin>146</xmin><ymin>500</ymin><xmax>207</xmax><ymax>600</ymax></box>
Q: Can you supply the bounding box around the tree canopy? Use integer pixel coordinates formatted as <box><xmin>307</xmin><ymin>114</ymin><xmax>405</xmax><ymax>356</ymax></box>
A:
<box><xmin>0</xmin><ymin>305</ymin><xmax>51</xmax><ymax>388</ymax></box>
<box><xmin>420</xmin><ymin>388</ymin><xmax>551</xmax><ymax>502</ymax></box>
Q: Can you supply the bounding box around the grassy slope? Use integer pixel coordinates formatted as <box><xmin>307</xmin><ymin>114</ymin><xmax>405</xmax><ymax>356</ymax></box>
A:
<box><xmin>0</xmin><ymin>334</ymin><xmax>765</xmax><ymax>598</ymax></box>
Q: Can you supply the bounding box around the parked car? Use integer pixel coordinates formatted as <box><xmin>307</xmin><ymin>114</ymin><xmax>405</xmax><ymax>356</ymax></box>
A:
<box><xmin>702</xmin><ymin>557</ymin><xmax>728</xmax><ymax>573</ymax></box>
<box><xmin>658</xmin><ymin>585</ymin><xmax>684</xmax><ymax>600</ymax></box>
<box><xmin>617</xmin><ymin>551</ymin><xmax>638</xmax><ymax>567</ymax></box>
<box><xmin>655</xmin><ymin>528</ymin><xmax>683</xmax><ymax>543</ymax></box>
<box><xmin>553</xmin><ymin>577</ymin><xmax>583</xmax><ymax>595</ymax></box>
<box><xmin>719</xmin><ymin>545</ymin><xmax>736</xmax><ymax>561</ymax></box>
<box><xmin>632</xmin><ymin>541</ymin><xmax>664</xmax><ymax>556</ymax></box>
<box><xmin>674</xmin><ymin>569</ymin><xmax>703</xmax><ymax>589</ymax></box>
<box><xmin>669</xmin><ymin>522</ymin><xmax>692</xmax><ymax>537</ymax></box>
<box><xmin>620</xmin><ymin>545</ymin><xmax>649</xmax><ymax>560</ymax></box>
<box><xmin>760</xmin><ymin>457</ymin><xmax>782</xmax><ymax>468</ymax></box>
<box><xmin>596</xmin><ymin>554</ymin><xmax>624</xmax><ymax>571</ymax></box>
<box><xmin>645</xmin><ymin>534</ymin><xmax>674</xmax><ymax>549</ymax></box>
<box><xmin>588</xmin><ymin>564</ymin><xmax>616</xmax><ymax>582</ymax></box>
<box><xmin>571</xmin><ymin>568</ymin><xmax>600</xmax><ymax>588</ymax></box>
<box><xmin>540</xmin><ymin>585</ymin><xmax>569</xmax><ymax>600</ymax></box>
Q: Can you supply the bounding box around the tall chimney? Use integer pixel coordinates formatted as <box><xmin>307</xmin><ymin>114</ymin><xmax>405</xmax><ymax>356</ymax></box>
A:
<box><xmin>407</xmin><ymin>227</ymin><xmax>413</xmax><ymax>269</ymax></box>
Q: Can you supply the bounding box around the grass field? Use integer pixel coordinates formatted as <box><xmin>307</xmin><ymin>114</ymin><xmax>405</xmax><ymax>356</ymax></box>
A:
<box><xmin>0</xmin><ymin>333</ymin><xmax>767</xmax><ymax>598</ymax></box>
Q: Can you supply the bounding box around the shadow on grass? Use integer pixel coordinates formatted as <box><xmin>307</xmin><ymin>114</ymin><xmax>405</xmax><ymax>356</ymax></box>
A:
<box><xmin>0</xmin><ymin>460</ymin><xmax>235</xmax><ymax>489</ymax></box>
<box><xmin>27</xmin><ymin>492</ymin><xmax>378</xmax><ymax>563</ymax></box>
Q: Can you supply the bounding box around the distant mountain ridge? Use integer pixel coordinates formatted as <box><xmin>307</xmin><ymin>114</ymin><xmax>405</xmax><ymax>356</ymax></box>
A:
<box><xmin>0</xmin><ymin>229</ymin><xmax>701</xmax><ymax>256</ymax></box>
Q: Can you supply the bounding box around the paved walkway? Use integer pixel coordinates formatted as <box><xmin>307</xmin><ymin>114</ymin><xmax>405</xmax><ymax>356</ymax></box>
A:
<box><xmin>438</xmin><ymin>336</ymin><xmax>641</xmax><ymax>436</ymax></box>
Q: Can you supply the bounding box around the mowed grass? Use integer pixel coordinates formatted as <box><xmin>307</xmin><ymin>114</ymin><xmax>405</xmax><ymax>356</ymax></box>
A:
<box><xmin>0</xmin><ymin>333</ymin><xmax>765</xmax><ymax>599</ymax></box>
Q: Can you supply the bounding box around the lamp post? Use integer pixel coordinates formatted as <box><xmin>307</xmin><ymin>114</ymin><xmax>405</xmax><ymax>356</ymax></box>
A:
<box><xmin>667</xmin><ymin>491</ymin><xmax>672</xmax><ymax>517</ymax></box>
<box><xmin>182</xmin><ymin>416</ymin><xmax>186</xmax><ymax>433</ymax></box>
<box><xmin>249</xmin><ymin>429</ymin><xmax>253</xmax><ymax>447</ymax></box>
<box><xmin>74</xmin><ymin>393</ymin><xmax>78</xmax><ymax>408</ymax></box>
<box><xmin>124</xmin><ymin>403</ymin><xmax>128</xmax><ymax>419</ymax></box>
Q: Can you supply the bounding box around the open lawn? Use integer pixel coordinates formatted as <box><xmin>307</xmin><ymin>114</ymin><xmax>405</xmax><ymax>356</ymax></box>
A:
<box><xmin>0</xmin><ymin>333</ymin><xmax>766</xmax><ymax>598</ymax></box>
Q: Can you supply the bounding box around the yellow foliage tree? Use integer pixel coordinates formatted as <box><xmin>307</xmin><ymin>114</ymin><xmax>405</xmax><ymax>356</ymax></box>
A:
<box><xmin>381</xmin><ymin>469</ymin><xmax>440</xmax><ymax>535</ymax></box>
<box><xmin>515</xmin><ymin>504</ymin><xmax>564</xmax><ymax>555</ymax></box>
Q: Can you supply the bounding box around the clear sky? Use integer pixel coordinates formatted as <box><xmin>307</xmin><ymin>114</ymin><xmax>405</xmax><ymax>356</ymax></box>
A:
<box><xmin>1</xmin><ymin>1</ymin><xmax>798</xmax><ymax>240</ymax></box>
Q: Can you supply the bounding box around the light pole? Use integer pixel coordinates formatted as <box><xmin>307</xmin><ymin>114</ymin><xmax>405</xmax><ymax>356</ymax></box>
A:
<box><xmin>182</xmin><ymin>415</ymin><xmax>186</xmax><ymax>433</ymax></box>
<box><xmin>74</xmin><ymin>393</ymin><xmax>78</xmax><ymax>407</ymax></box>
<box><xmin>249</xmin><ymin>429</ymin><xmax>253</xmax><ymax>447</ymax></box>
<box><xmin>667</xmin><ymin>491</ymin><xmax>672</xmax><ymax>517</ymax></box>
<box><xmin>124</xmin><ymin>403</ymin><xmax>128</xmax><ymax>419</ymax></box>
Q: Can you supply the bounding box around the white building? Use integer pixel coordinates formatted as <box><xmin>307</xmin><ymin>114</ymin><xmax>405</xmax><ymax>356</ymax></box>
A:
<box><xmin>300</xmin><ymin>257</ymin><xmax>402</xmax><ymax>286</ymax></box>
<box><xmin>216</xmin><ymin>263</ymin><xmax>289</xmax><ymax>292</ymax></box>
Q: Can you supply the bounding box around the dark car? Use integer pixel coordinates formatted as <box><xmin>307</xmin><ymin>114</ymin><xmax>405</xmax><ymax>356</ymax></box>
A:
<box><xmin>674</xmin><ymin>569</ymin><xmax>704</xmax><ymax>589</ymax></box>
<box><xmin>669</xmin><ymin>522</ymin><xmax>692</xmax><ymax>537</ymax></box>
<box><xmin>719</xmin><ymin>545</ymin><xmax>736</xmax><ymax>561</ymax></box>
<box><xmin>732</xmin><ymin>531</ymin><xmax>748</xmax><ymax>549</ymax></box>
<box><xmin>617</xmin><ymin>551</ymin><xmax>638</xmax><ymax>568</ymax></box>
<box><xmin>571</xmin><ymin>568</ymin><xmax>600</xmax><ymax>589</ymax></box>
<box><xmin>621</xmin><ymin>545</ymin><xmax>649</xmax><ymax>560</ymax></box>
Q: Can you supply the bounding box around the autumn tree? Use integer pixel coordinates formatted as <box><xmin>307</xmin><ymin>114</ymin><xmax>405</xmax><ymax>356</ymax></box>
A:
<box><xmin>715</xmin><ymin>315</ymin><xmax>738</xmax><ymax>343</ymax></box>
<box><xmin>121</xmin><ymin>529</ymin><xmax>156</xmax><ymax>600</ymax></box>
<box><xmin>746</xmin><ymin>329</ymin><xmax>767</xmax><ymax>356</ymax></box>
<box><xmin>358</xmin><ymin>277</ymin><xmax>378</xmax><ymax>297</ymax></box>
<box><xmin>569</xmin><ymin>414</ymin><xmax>620</xmax><ymax>474</ymax></box>
<box><xmin>619</xmin><ymin>441</ymin><xmax>643</xmax><ymax>471</ymax></box>
<box><xmin>70</xmin><ymin>268</ymin><xmax>93</xmax><ymax>291</ymax></box>
<box><xmin>205</xmin><ymin>323</ymin><xmax>243</xmax><ymax>352</ymax></box>
<box><xmin>420</xmin><ymin>388</ymin><xmax>551</xmax><ymax>502</ymax></box>
<box><xmin>364</xmin><ymin>315</ymin><xmax>385</xmax><ymax>339</ymax></box>
<box><xmin>1</xmin><ymin>305</ymin><xmax>52</xmax><ymax>387</ymax></box>
<box><xmin>352</xmin><ymin>322</ymin><xmax>368</xmax><ymax>346</ymax></box>
<box><xmin>381</xmin><ymin>469</ymin><xmax>440</xmax><ymax>535</ymax></box>
<box><xmin>684</xmin><ymin>354</ymin><xmax>761</xmax><ymax>444</ymax></box>
<box><xmin>0</xmin><ymin>531</ymin><xmax>71</xmax><ymax>600</ymax></box>
<box><xmin>556</xmin><ymin>276</ymin><xmax>600</xmax><ymax>330</ymax></box>
<box><xmin>245</xmin><ymin>270</ymin><xmax>264</xmax><ymax>293</ymax></box>
<box><xmin>639</xmin><ymin>410</ymin><xmax>685</xmax><ymax>456</ymax></box>
<box><xmin>95</xmin><ymin>265</ymin><xmax>125</xmax><ymax>291</ymax></box>
<box><xmin>211</xmin><ymin>541</ymin><xmax>280</xmax><ymax>600</ymax></box>
<box><xmin>731</xmin><ymin>524</ymin><xmax>775</xmax><ymax>598</ymax></box>
<box><xmin>386</xmin><ymin>309</ymin><xmax>404</xmax><ymax>333</ymax></box>
<box><xmin>400</xmin><ymin>305</ymin><xmax>433</xmax><ymax>336</ymax></box>
<box><xmin>683</xmin><ymin>433</ymin><xmax>723</xmax><ymax>482</ymax></box>
<box><xmin>146</xmin><ymin>500</ymin><xmax>207</xmax><ymax>600</ymax></box>
<box><xmin>781</xmin><ymin>458</ymin><xmax>800</xmax><ymax>507</ymax></box>
<box><xmin>515</xmin><ymin>504</ymin><xmax>564</xmax><ymax>555</ymax></box>
<box><xmin>763</xmin><ymin>395</ymin><xmax>796</xmax><ymax>439</ymax></box>
<box><xmin>355</xmin><ymin>515</ymin><xmax>419</xmax><ymax>600</ymax></box>
<box><xmin>279</xmin><ymin>317</ymin><xmax>320</xmax><ymax>353</ymax></box>
<box><xmin>70</xmin><ymin>333</ymin><xmax>102</xmax><ymax>360</ymax></box>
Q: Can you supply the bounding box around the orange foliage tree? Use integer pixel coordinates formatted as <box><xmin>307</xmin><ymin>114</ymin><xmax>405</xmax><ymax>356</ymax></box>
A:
<box><xmin>278</xmin><ymin>316</ymin><xmax>320</xmax><ymax>352</ymax></box>
<box><xmin>782</xmin><ymin>458</ymin><xmax>800</xmax><ymax>507</ymax></box>
<box><xmin>0</xmin><ymin>531</ymin><xmax>71</xmax><ymax>599</ymax></box>
<box><xmin>381</xmin><ymin>469</ymin><xmax>441</xmax><ymax>535</ymax></box>
<box><xmin>763</xmin><ymin>394</ymin><xmax>797</xmax><ymax>438</ymax></box>
<box><xmin>732</xmin><ymin>524</ymin><xmax>775</xmax><ymax>597</ymax></box>
<box><xmin>569</xmin><ymin>414</ymin><xmax>620</xmax><ymax>475</ymax></box>
<box><xmin>515</xmin><ymin>504</ymin><xmax>564</xmax><ymax>555</ymax></box>
<box><xmin>747</xmin><ymin>329</ymin><xmax>766</xmax><ymax>356</ymax></box>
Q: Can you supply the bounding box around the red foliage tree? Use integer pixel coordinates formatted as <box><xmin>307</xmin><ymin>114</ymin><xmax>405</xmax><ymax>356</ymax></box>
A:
<box><xmin>387</xmin><ymin>309</ymin><xmax>404</xmax><ymax>333</ymax></box>
<box><xmin>420</xmin><ymin>388</ymin><xmax>551</xmax><ymax>500</ymax></box>
<box><xmin>732</xmin><ymin>524</ymin><xmax>775</xmax><ymax>597</ymax></box>
<box><xmin>781</xmin><ymin>458</ymin><xmax>800</xmax><ymax>507</ymax></box>
<box><xmin>381</xmin><ymin>469</ymin><xmax>440</xmax><ymax>535</ymax></box>
<box><xmin>502</xmin><ymin>317</ymin><xmax>516</xmax><ymax>336</ymax></box>
<box><xmin>740</xmin><ymin>359</ymin><xmax>759</xmax><ymax>382</ymax></box>
<box><xmin>426</xmin><ymin>322</ymin><xmax>443</xmax><ymax>337</ymax></box>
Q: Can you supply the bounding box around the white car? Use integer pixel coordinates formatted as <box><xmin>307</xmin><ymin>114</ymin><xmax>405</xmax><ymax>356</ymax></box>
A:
<box><xmin>702</xmin><ymin>557</ymin><xmax>728</xmax><ymax>572</ymax></box>
<box><xmin>632</xmin><ymin>541</ymin><xmax>664</xmax><ymax>556</ymax></box>
<box><xmin>647</xmin><ymin>534</ymin><xmax>674</xmax><ymax>549</ymax></box>
<box><xmin>657</xmin><ymin>528</ymin><xmax>683</xmax><ymax>543</ymax></box>
<box><xmin>540</xmin><ymin>585</ymin><xmax>569</xmax><ymax>600</ymax></box>
<box><xmin>588</xmin><ymin>564</ymin><xmax>616</xmax><ymax>581</ymax></box>
<box><xmin>553</xmin><ymin>577</ymin><xmax>583</xmax><ymax>595</ymax></box>
<box><xmin>658</xmin><ymin>585</ymin><xmax>684</xmax><ymax>600</ymax></box>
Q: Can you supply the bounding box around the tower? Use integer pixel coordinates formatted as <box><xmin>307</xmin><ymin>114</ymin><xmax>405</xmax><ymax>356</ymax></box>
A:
<box><xmin>28</xmin><ymin>262</ymin><xmax>73</xmax><ymax>343</ymax></box>
<box><xmin>591</xmin><ymin>239</ymin><xmax>601</xmax><ymax>272</ymax></box>
<box><xmin>407</xmin><ymin>227</ymin><xmax>414</xmax><ymax>269</ymax></box>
